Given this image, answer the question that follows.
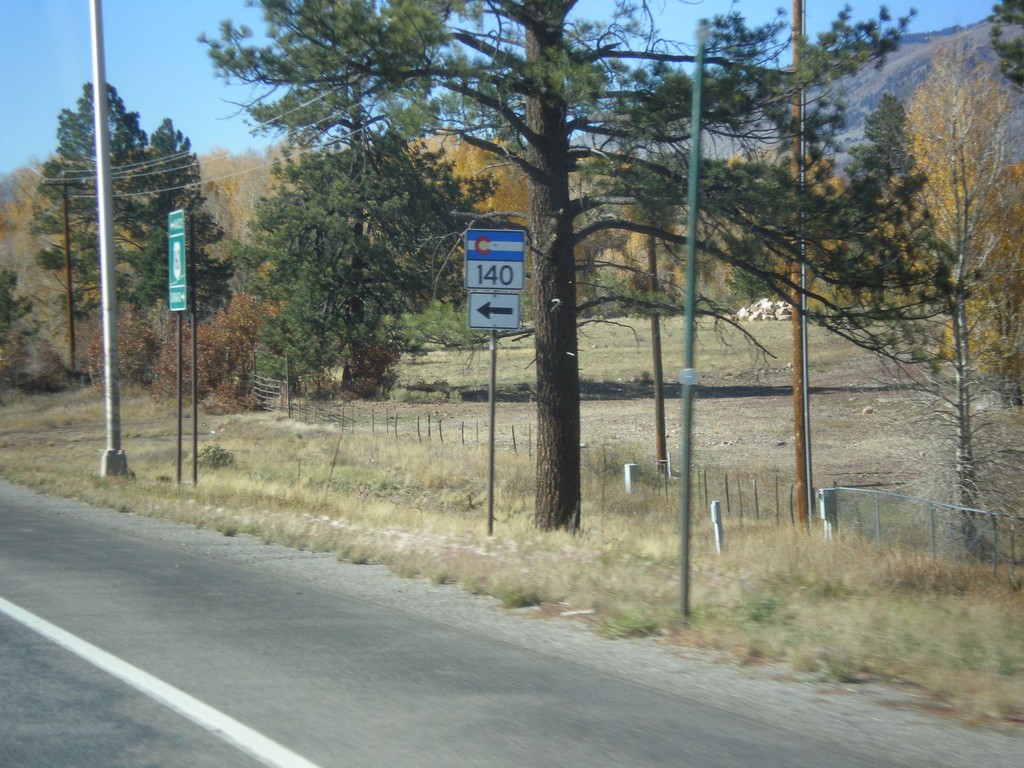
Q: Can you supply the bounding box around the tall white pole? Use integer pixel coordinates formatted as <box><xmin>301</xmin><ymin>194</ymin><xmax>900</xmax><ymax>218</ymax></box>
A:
<box><xmin>91</xmin><ymin>0</ymin><xmax>127</xmax><ymax>477</ymax></box>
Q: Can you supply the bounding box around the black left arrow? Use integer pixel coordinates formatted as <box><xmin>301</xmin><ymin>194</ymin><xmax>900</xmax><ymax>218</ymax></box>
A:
<box><xmin>478</xmin><ymin>302</ymin><xmax>513</xmax><ymax>319</ymax></box>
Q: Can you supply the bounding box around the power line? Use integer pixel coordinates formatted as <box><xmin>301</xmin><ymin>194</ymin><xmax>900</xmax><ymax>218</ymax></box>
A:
<box><xmin>40</xmin><ymin>86</ymin><xmax>343</xmax><ymax>185</ymax></box>
<box><xmin>53</xmin><ymin>148</ymin><xmax>195</xmax><ymax>178</ymax></box>
<box><xmin>60</xmin><ymin>122</ymin><xmax>371</xmax><ymax>201</ymax></box>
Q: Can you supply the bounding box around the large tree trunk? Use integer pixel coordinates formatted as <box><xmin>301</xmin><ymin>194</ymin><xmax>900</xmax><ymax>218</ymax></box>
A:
<box><xmin>951</xmin><ymin>275</ymin><xmax>976</xmax><ymax>511</ymax></box>
<box><xmin>950</xmin><ymin>279</ymin><xmax>985</xmax><ymax>556</ymax></box>
<box><xmin>526</xmin><ymin>16</ymin><xmax>581</xmax><ymax>531</ymax></box>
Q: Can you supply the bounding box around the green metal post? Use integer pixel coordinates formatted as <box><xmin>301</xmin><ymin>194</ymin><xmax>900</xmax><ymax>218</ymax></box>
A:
<box><xmin>680</xmin><ymin>24</ymin><xmax>708</xmax><ymax>622</ymax></box>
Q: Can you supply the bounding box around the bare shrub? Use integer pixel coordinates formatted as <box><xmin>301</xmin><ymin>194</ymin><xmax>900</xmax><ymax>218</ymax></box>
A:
<box><xmin>343</xmin><ymin>343</ymin><xmax>400</xmax><ymax>398</ymax></box>
<box><xmin>152</xmin><ymin>292</ymin><xmax>270</xmax><ymax>412</ymax></box>
<box><xmin>86</xmin><ymin>309</ymin><xmax>162</xmax><ymax>388</ymax></box>
<box><xmin>3</xmin><ymin>329</ymin><xmax>67</xmax><ymax>392</ymax></box>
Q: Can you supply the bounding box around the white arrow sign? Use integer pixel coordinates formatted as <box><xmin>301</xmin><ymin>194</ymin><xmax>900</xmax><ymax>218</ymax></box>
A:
<box><xmin>468</xmin><ymin>292</ymin><xmax>522</xmax><ymax>330</ymax></box>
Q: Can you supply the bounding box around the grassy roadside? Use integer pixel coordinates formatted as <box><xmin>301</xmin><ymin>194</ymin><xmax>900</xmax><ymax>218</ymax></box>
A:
<box><xmin>2</xmin><ymin>321</ymin><xmax>1022</xmax><ymax>724</ymax></box>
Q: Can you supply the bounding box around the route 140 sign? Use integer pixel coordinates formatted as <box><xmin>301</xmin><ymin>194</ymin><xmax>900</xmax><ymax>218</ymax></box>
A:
<box><xmin>464</xmin><ymin>229</ymin><xmax>525</xmax><ymax>291</ymax></box>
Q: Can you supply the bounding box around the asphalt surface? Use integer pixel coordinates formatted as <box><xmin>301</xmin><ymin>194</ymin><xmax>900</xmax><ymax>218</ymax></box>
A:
<box><xmin>0</xmin><ymin>479</ymin><xmax>1020</xmax><ymax>767</ymax></box>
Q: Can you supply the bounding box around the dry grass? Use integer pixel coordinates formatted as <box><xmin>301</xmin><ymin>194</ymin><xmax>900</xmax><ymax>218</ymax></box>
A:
<box><xmin>2</xmin><ymin>319</ymin><xmax>1023</xmax><ymax>724</ymax></box>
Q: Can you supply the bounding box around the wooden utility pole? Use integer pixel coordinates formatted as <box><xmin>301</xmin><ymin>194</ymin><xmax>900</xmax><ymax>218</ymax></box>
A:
<box><xmin>647</xmin><ymin>232</ymin><xmax>667</xmax><ymax>471</ymax></box>
<box><xmin>61</xmin><ymin>181</ymin><xmax>76</xmax><ymax>373</ymax></box>
<box><xmin>791</xmin><ymin>0</ymin><xmax>811</xmax><ymax>527</ymax></box>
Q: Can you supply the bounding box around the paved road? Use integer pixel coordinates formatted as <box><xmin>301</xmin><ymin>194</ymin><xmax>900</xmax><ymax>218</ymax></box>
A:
<box><xmin>0</xmin><ymin>480</ymin><xmax>1019</xmax><ymax>767</ymax></box>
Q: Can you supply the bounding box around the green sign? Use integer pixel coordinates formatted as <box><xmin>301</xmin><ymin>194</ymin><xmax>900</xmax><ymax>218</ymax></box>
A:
<box><xmin>168</xmin><ymin>209</ymin><xmax>187</xmax><ymax>312</ymax></box>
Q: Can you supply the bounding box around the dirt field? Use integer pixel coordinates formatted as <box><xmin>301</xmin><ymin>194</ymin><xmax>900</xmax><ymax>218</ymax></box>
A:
<box><xmin>393</xmin><ymin>318</ymin><xmax>923</xmax><ymax>496</ymax></box>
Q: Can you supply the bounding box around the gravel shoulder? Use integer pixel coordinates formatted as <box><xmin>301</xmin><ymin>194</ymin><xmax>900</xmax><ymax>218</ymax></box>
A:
<box><xmin>4</xmin><ymin>479</ymin><xmax>1019</xmax><ymax>768</ymax></box>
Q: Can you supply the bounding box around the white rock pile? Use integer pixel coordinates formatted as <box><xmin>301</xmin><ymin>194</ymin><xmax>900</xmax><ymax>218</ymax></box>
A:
<box><xmin>735</xmin><ymin>298</ymin><xmax>793</xmax><ymax>321</ymax></box>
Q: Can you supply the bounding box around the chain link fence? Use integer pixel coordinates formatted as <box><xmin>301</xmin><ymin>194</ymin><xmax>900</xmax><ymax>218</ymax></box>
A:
<box><xmin>821</xmin><ymin>487</ymin><xmax>1023</xmax><ymax>576</ymax></box>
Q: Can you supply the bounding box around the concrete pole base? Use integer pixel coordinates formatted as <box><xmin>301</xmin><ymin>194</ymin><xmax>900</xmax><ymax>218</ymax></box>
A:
<box><xmin>99</xmin><ymin>450</ymin><xmax>129</xmax><ymax>477</ymax></box>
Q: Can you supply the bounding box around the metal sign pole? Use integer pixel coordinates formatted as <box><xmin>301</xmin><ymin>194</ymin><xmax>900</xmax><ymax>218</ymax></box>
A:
<box><xmin>464</xmin><ymin>228</ymin><xmax>525</xmax><ymax>534</ymax></box>
<box><xmin>176</xmin><ymin>313</ymin><xmax>183</xmax><ymax>484</ymax></box>
<box><xmin>189</xmin><ymin>218</ymin><xmax>198</xmax><ymax>486</ymax></box>
<box><xmin>487</xmin><ymin>330</ymin><xmax>497</xmax><ymax>536</ymax></box>
<box><xmin>680</xmin><ymin>23</ymin><xmax>708</xmax><ymax>623</ymax></box>
<box><xmin>169</xmin><ymin>208</ymin><xmax>187</xmax><ymax>485</ymax></box>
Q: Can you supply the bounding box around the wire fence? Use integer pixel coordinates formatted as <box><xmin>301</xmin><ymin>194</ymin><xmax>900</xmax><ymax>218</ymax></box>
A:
<box><xmin>253</xmin><ymin>375</ymin><xmax>540</xmax><ymax>452</ymax></box>
<box><xmin>825</xmin><ymin>487</ymin><xmax>1023</xmax><ymax>576</ymax></box>
<box><xmin>255</xmin><ymin>373</ymin><xmax>1022</xmax><ymax>576</ymax></box>
<box><xmin>253</xmin><ymin>374</ymin><xmax>287</xmax><ymax>412</ymax></box>
<box><xmin>696</xmin><ymin>467</ymin><xmax>800</xmax><ymax>526</ymax></box>
<box><xmin>252</xmin><ymin>374</ymin><xmax>804</xmax><ymax>516</ymax></box>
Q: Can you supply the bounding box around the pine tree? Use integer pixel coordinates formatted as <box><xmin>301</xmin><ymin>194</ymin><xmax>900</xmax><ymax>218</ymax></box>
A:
<box><xmin>33</xmin><ymin>84</ymin><xmax>149</xmax><ymax>319</ymax></box>
<box><xmin>239</xmin><ymin>131</ymin><xmax>484</xmax><ymax>392</ymax></box>
<box><xmin>208</xmin><ymin>0</ymin><xmax>914</xmax><ymax>530</ymax></box>
<box><xmin>32</xmin><ymin>86</ymin><xmax>229</xmax><ymax>328</ymax></box>
<box><xmin>123</xmin><ymin>118</ymin><xmax>229</xmax><ymax>315</ymax></box>
<box><xmin>991</xmin><ymin>0</ymin><xmax>1024</xmax><ymax>86</ymax></box>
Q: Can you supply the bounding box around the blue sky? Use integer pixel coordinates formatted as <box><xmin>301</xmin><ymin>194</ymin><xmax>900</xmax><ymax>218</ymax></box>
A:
<box><xmin>0</xmin><ymin>0</ymin><xmax>997</xmax><ymax>176</ymax></box>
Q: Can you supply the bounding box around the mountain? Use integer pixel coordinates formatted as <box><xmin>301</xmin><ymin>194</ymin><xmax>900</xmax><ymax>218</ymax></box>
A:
<box><xmin>833</xmin><ymin>21</ymin><xmax>1024</xmax><ymax>162</ymax></box>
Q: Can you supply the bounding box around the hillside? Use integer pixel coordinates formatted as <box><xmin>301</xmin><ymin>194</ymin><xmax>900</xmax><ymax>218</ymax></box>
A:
<box><xmin>834</xmin><ymin>20</ymin><xmax>1024</xmax><ymax>160</ymax></box>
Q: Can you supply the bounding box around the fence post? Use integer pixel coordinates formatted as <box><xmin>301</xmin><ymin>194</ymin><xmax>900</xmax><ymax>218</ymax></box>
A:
<box><xmin>737</xmin><ymin>472</ymin><xmax>744</xmax><ymax>524</ymax></box>
<box><xmin>928</xmin><ymin>503</ymin><xmax>936</xmax><ymax>558</ymax></box>
<box><xmin>1011</xmin><ymin>522</ymin><xmax>1017</xmax><ymax>583</ymax></box>
<box><xmin>875</xmin><ymin>493</ymin><xmax>882</xmax><ymax>548</ymax></box>
<box><xmin>285</xmin><ymin>356</ymin><xmax>292</xmax><ymax>419</ymax></box>
<box><xmin>992</xmin><ymin>515</ymin><xmax>999</xmax><ymax>577</ymax></box>
<box><xmin>624</xmin><ymin>463</ymin><xmax>639</xmax><ymax>494</ymax></box>
<box><xmin>753</xmin><ymin>478</ymin><xmax>760</xmax><ymax>521</ymax></box>
<box><xmin>775</xmin><ymin>473</ymin><xmax>780</xmax><ymax>525</ymax></box>
<box><xmin>711</xmin><ymin>500</ymin><xmax>724</xmax><ymax>554</ymax></box>
<box><xmin>818</xmin><ymin>487</ymin><xmax>837</xmax><ymax>540</ymax></box>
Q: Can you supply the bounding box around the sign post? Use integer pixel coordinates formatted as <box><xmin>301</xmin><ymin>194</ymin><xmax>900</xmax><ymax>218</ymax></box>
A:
<box><xmin>465</xmin><ymin>229</ymin><xmax>525</xmax><ymax>535</ymax></box>
<box><xmin>168</xmin><ymin>210</ymin><xmax>186</xmax><ymax>484</ymax></box>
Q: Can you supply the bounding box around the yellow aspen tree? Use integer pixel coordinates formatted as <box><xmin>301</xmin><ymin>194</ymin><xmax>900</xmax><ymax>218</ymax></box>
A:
<box><xmin>907</xmin><ymin>43</ymin><xmax>1016</xmax><ymax>509</ymax></box>
<box><xmin>973</xmin><ymin>163</ymin><xmax>1024</xmax><ymax>406</ymax></box>
<box><xmin>200</xmin><ymin>147</ymin><xmax>278</xmax><ymax>271</ymax></box>
<box><xmin>444</xmin><ymin>139</ymin><xmax>528</xmax><ymax>222</ymax></box>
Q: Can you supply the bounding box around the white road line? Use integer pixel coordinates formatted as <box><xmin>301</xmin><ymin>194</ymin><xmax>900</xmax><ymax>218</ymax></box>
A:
<box><xmin>0</xmin><ymin>595</ymin><xmax>324</xmax><ymax>768</ymax></box>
